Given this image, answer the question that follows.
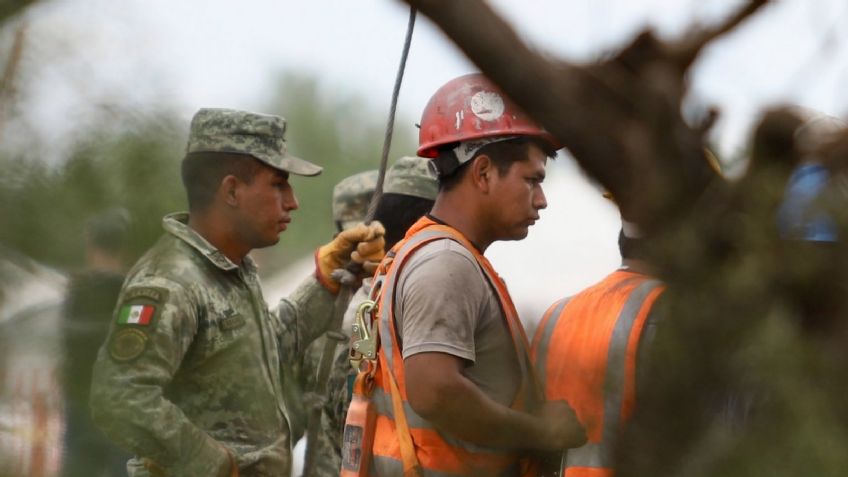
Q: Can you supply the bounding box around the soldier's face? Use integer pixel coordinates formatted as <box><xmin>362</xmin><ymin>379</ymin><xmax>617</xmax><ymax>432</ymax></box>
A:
<box><xmin>235</xmin><ymin>165</ymin><xmax>299</xmax><ymax>248</ymax></box>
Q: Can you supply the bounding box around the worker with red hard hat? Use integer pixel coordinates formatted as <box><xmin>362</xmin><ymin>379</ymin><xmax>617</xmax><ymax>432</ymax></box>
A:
<box><xmin>342</xmin><ymin>73</ymin><xmax>585</xmax><ymax>477</ymax></box>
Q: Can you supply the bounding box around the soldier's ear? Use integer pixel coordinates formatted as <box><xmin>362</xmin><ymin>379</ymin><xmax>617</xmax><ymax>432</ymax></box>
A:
<box><xmin>221</xmin><ymin>175</ymin><xmax>240</xmax><ymax>207</ymax></box>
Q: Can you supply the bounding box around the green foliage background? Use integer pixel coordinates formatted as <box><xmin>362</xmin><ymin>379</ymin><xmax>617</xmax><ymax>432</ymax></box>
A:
<box><xmin>264</xmin><ymin>73</ymin><xmax>416</xmax><ymax>269</ymax></box>
<box><xmin>0</xmin><ymin>74</ymin><xmax>416</xmax><ymax>276</ymax></box>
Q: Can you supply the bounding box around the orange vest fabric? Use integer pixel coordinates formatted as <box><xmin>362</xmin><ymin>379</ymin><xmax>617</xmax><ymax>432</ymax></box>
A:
<box><xmin>369</xmin><ymin>216</ymin><xmax>539</xmax><ymax>477</ymax></box>
<box><xmin>531</xmin><ymin>270</ymin><xmax>664</xmax><ymax>477</ymax></box>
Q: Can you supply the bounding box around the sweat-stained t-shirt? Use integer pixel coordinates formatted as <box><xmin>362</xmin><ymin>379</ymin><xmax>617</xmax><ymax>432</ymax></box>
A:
<box><xmin>393</xmin><ymin>238</ymin><xmax>522</xmax><ymax>407</ymax></box>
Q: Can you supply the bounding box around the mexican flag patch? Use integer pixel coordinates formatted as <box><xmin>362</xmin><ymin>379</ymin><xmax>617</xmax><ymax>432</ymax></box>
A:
<box><xmin>117</xmin><ymin>304</ymin><xmax>155</xmax><ymax>325</ymax></box>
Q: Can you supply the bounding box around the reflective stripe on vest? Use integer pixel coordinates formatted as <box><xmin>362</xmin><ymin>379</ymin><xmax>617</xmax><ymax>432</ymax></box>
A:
<box><xmin>531</xmin><ymin>297</ymin><xmax>570</xmax><ymax>386</ymax></box>
<box><xmin>369</xmin><ymin>217</ymin><xmax>531</xmax><ymax>477</ymax></box>
<box><xmin>532</xmin><ymin>271</ymin><xmax>664</xmax><ymax>477</ymax></box>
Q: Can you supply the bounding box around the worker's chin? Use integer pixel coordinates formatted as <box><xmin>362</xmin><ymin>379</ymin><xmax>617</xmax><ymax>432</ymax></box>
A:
<box><xmin>501</xmin><ymin>227</ymin><xmax>530</xmax><ymax>242</ymax></box>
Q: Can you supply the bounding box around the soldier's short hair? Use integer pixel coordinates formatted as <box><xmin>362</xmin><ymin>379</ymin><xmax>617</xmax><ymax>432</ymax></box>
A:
<box><xmin>181</xmin><ymin>152</ymin><xmax>265</xmax><ymax>211</ymax></box>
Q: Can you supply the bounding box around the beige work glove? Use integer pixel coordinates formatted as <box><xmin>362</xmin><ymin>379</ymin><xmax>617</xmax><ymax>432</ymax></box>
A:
<box><xmin>315</xmin><ymin>221</ymin><xmax>385</xmax><ymax>293</ymax></box>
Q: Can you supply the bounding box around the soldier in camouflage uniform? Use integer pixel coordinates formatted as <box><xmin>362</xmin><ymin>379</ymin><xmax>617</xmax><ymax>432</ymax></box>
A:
<box><xmin>284</xmin><ymin>170</ymin><xmax>378</xmax><ymax>446</ymax></box>
<box><xmin>332</xmin><ymin>170</ymin><xmax>379</xmax><ymax>232</ymax></box>
<box><xmin>89</xmin><ymin>108</ymin><xmax>385</xmax><ymax>477</ymax></box>
<box><xmin>304</xmin><ymin>156</ymin><xmax>438</xmax><ymax>477</ymax></box>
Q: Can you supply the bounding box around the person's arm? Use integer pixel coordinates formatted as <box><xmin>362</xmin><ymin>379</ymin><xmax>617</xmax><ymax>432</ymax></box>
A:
<box><xmin>405</xmin><ymin>352</ymin><xmax>584</xmax><ymax>450</ymax></box>
<box><xmin>274</xmin><ymin>275</ymin><xmax>337</xmax><ymax>361</ymax></box>
<box><xmin>89</xmin><ymin>280</ymin><xmax>232</xmax><ymax>477</ymax></box>
<box><xmin>273</xmin><ymin>223</ymin><xmax>385</xmax><ymax>360</ymax></box>
<box><xmin>398</xmin><ymin>243</ymin><xmax>585</xmax><ymax>451</ymax></box>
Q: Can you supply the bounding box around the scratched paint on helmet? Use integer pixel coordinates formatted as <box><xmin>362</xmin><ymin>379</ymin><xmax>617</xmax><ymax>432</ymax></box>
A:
<box><xmin>454</xmin><ymin>110</ymin><xmax>465</xmax><ymax>130</ymax></box>
<box><xmin>470</xmin><ymin>91</ymin><xmax>505</xmax><ymax>122</ymax></box>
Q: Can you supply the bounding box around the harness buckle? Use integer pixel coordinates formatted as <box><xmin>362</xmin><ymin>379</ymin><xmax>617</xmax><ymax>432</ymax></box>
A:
<box><xmin>350</xmin><ymin>300</ymin><xmax>379</xmax><ymax>371</ymax></box>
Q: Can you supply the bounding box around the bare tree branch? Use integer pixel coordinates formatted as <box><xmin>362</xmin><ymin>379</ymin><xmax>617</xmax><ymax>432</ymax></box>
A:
<box><xmin>0</xmin><ymin>0</ymin><xmax>34</xmax><ymax>25</ymax></box>
<box><xmin>407</xmin><ymin>0</ymin><xmax>763</xmax><ymax>230</ymax></box>
<box><xmin>0</xmin><ymin>21</ymin><xmax>27</xmax><ymax>140</ymax></box>
<box><xmin>671</xmin><ymin>0</ymin><xmax>772</xmax><ymax>70</ymax></box>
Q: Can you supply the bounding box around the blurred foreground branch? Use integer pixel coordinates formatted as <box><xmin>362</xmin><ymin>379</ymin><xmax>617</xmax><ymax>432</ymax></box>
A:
<box><xmin>0</xmin><ymin>0</ymin><xmax>34</xmax><ymax>25</ymax></box>
<box><xmin>404</xmin><ymin>1</ymin><xmax>848</xmax><ymax>475</ymax></box>
<box><xmin>0</xmin><ymin>21</ymin><xmax>26</xmax><ymax>138</ymax></box>
<box><xmin>406</xmin><ymin>0</ymin><xmax>769</xmax><ymax>229</ymax></box>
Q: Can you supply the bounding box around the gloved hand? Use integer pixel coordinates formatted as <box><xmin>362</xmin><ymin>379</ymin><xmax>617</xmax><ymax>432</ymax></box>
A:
<box><xmin>352</xmin><ymin>229</ymin><xmax>386</xmax><ymax>275</ymax></box>
<box><xmin>315</xmin><ymin>221</ymin><xmax>385</xmax><ymax>293</ymax></box>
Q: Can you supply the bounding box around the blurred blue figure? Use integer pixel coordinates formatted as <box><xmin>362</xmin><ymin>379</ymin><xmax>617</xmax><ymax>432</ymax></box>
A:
<box><xmin>777</xmin><ymin>163</ymin><xmax>837</xmax><ymax>241</ymax></box>
<box><xmin>777</xmin><ymin>112</ymin><xmax>846</xmax><ymax>242</ymax></box>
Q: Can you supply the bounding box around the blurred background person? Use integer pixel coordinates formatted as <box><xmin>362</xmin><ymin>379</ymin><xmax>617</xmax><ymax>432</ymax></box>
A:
<box><xmin>293</xmin><ymin>169</ymin><xmax>377</xmax><ymax>463</ymax></box>
<box><xmin>777</xmin><ymin>111</ymin><xmax>847</xmax><ymax>243</ymax></box>
<box><xmin>61</xmin><ymin>207</ymin><xmax>133</xmax><ymax>477</ymax></box>
<box><xmin>305</xmin><ymin>156</ymin><xmax>437</xmax><ymax>477</ymax></box>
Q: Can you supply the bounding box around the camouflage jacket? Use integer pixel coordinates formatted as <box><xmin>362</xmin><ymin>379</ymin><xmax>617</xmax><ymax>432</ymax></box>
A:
<box><xmin>90</xmin><ymin>213</ymin><xmax>335</xmax><ymax>477</ymax></box>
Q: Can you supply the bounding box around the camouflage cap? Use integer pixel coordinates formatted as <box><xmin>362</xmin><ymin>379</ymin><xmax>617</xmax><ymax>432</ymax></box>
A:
<box><xmin>332</xmin><ymin>170</ymin><xmax>378</xmax><ymax>230</ymax></box>
<box><xmin>384</xmin><ymin>156</ymin><xmax>438</xmax><ymax>200</ymax></box>
<box><xmin>186</xmin><ymin>108</ymin><xmax>322</xmax><ymax>176</ymax></box>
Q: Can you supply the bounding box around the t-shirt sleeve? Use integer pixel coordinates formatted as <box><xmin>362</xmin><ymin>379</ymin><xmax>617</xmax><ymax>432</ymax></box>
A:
<box><xmin>397</xmin><ymin>241</ymin><xmax>486</xmax><ymax>362</ymax></box>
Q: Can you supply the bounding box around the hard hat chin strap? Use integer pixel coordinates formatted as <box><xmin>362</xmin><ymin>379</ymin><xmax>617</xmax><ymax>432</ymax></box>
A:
<box><xmin>453</xmin><ymin>135</ymin><xmax>520</xmax><ymax>165</ymax></box>
<box><xmin>429</xmin><ymin>151</ymin><xmax>461</xmax><ymax>178</ymax></box>
<box><xmin>432</xmin><ymin>135</ymin><xmax>521</xmax><ymax>178</ymax></box>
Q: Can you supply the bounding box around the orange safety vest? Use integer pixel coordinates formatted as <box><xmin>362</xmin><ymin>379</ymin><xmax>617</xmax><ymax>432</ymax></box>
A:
<box><xmin>369</xmin><ymin>216</ymin><xmax>540</xmax><ymax>477</ymax></box>
<box><xmin>531</xmin><ymin>270</ymin><xmax>664</xmax><ymax>477</ymax></box>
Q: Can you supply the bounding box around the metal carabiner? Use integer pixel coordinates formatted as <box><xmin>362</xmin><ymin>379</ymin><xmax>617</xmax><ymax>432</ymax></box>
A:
<box><xmin>350</xmin><ymin>300</ymin><xmax>378</xmax><ymax>370</ymax></box>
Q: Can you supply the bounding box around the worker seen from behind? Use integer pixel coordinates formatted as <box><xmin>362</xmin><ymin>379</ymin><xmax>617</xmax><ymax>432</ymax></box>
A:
<box><xmin>347</xmin><ymin>74</ymin><xmax>586</xmax><ymax>477</ymax></box>
<box><xmin>531</xmin><ymin>151</ymin><xmax>726</xmax><ymax>477</ymax></box>
<box><xmin>531</xmin><ymin>218</ymin><xmax>664</xmax><ymax>477</ymax></box>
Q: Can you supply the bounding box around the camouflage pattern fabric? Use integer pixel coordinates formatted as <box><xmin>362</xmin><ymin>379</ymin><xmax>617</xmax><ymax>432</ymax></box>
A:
<box><xmin>186</xmin><ymin>108</ymin><xmax>322</xmax><ymax>177</ymax></box>
<box><xmin>332</xmin><ymin>170</ymin><xmax>378</xmax><ymax>230</ymax></box>
<box><xmin>90</xmin><ymin>213</ymin><xmax>335</xmax><ymax>477</ymax></box>
<box><xmin>301</xmin><ymin>281</ymin><xmax>372</xmax><ymax>477</ymax></box>
<box><xmin>300</xmin><ymin>158</ymin><xmax>435</xmax><ymax>476</ymax></box>
<box><xmin>384</xmin><ymin>156</ymin><xmax>438</xmax><ymax>200</ymax></box>
<box><xmin>303</xmin><ymin>343</ymin><xmax>355</xmax><ymax>477</ymax></box>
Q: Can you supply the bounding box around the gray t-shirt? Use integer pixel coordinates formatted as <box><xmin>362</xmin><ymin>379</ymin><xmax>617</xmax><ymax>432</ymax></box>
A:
<box><xmin>394</xmin><ymin>238</ymin><xmax>522</xmax><ymax>407</ymax></box>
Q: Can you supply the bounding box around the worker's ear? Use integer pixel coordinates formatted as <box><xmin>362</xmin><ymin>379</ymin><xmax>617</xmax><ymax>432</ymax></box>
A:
<box><xmin>470</xmin><ymin>154</ymin><xmax>494</xmax><ymax>193</ymax></box>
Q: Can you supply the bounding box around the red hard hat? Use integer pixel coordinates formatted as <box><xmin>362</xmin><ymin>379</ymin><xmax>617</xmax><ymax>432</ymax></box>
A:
<box><xmin>417</xmin><ymin>73</ymin><xmax>559</xmax><ymax>158</ymax></box>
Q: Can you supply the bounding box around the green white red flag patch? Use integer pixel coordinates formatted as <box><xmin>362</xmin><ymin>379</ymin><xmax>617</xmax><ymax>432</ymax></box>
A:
<box><xmin>117</xmin><ymin>304</ymin><xmax>155</xmax><ymax>325</ymax></box>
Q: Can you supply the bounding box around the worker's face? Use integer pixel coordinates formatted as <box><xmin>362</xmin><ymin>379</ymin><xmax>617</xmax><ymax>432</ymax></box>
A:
<box><xmin>486</xmin><ymin>143</ymin><xmax>548</xmax><ymax>241</ymax></box>
<box><xmin>233</xmin><ymin>165</ymin><xmax>299</xmax><ymax>249</ymax></box>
